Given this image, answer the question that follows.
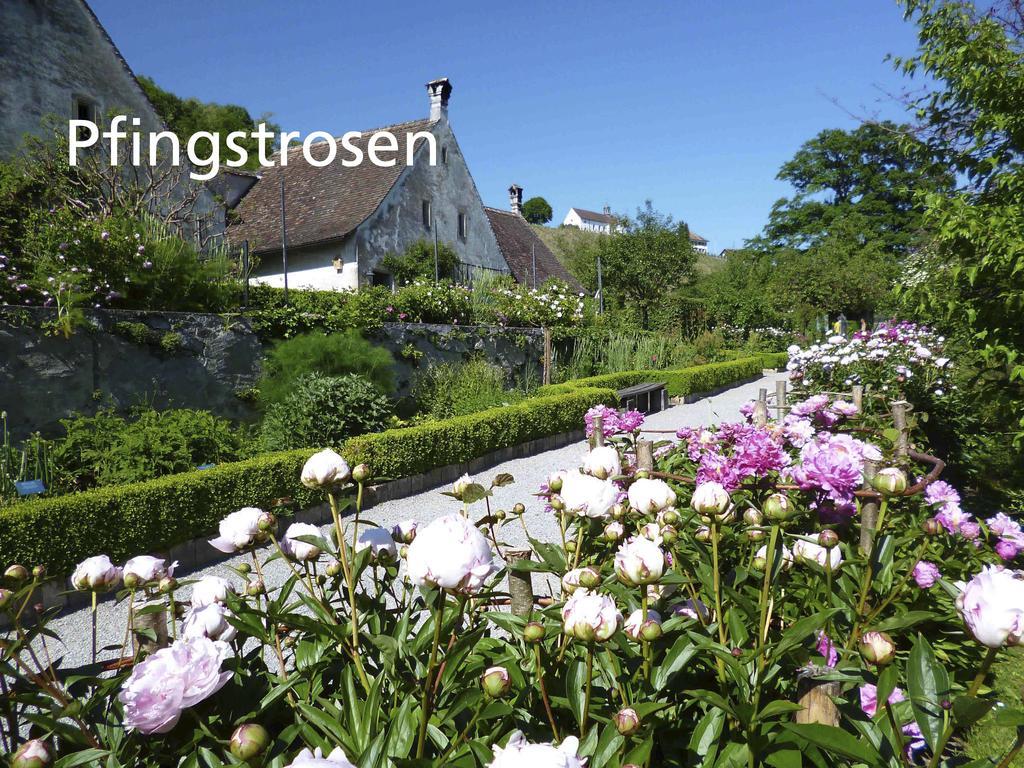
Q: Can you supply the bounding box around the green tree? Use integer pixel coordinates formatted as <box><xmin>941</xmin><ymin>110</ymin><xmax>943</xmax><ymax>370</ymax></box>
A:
<box><xmin>596</xmin><ymin>202</ymin><xmax>696</xmax><ymax>329</ymax></box>
<box><xmin>138</xmin><ymin>76</ymin><xmax>279</xmax><ymax>170</ymax></box>
<box><xmin>892</xmin><ymin>0</ymin><xmax>1024</xmax><ymax>497</ymax></box>
<box><xmin>521</xmin><ymin>196</ymin><xmax>553</xmax><ymax>224</ymax></box>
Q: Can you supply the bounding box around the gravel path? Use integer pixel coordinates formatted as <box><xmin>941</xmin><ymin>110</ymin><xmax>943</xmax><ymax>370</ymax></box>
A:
<box><xmin>40</xmin><ymin>371</ymin><xmax>787</xmax><ymax>667</ymax></box>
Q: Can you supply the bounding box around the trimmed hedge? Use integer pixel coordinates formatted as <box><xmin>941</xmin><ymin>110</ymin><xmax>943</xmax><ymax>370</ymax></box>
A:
<box><xmin>0</xmin><ymin>388</ymin><xmax>616</xmax><ymax>577</ymax></box>
<box><xmin>538</xmin><ymin>356</ymin><xmax>771</xmax><ymax>398</ymax></box>
<box><xmin>0</xmin><ymin>355</ymin><xmax>784</xmax><ymax>576</ymax></box>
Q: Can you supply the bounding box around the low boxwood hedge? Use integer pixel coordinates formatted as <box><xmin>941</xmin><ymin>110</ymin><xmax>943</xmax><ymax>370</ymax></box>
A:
<box><xmin>0</xmin><ymin>388</ymin><xmax>616</xmax><ymax>576</ymax></box>
<box><xmin>537</xmin><ymin>355</ymin><xmax>775</xmax><ymax>398</ymax></box>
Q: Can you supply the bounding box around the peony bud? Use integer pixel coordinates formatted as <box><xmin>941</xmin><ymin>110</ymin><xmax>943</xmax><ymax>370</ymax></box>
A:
<box><xmin>352</xmin><ymin>463</ymin><xmax>372</xmax><ymax>483</ymax></box>
<box><xmin>691</xmin><ymin>482</ymin><xmax>731</xmax><ymax>519</ymax></box>
<box><xmin>326</xmin><ymin>559</ymin><xmax>343</xmax><ymax>577</ymax></box>
<box><xmin>246</xmin><ymin>580</ymin><xmax>265</xmax><ymax>596</ymax></box>
<box><xmin>524</xmin><ymin>618</ymin><xmax>548</xmax><ymax>643</ymax></box>
<box><xmin>922</xmin><ymin>518</ymin><xmax>943</xmax><ymax>536</ymax></box>
<box><xmin>230</xmin><ymin>724</ymin><xmax>270</xmax><ymax>761</ymax></box>
<box><xmin>494</xmin><ymin>509</ymin><xmax>506</xmax><ymax>521</ymax></box>
<box><xmin>872</xmin><ymin>468</ymin><xmax>908</xmax><ymax>495</ymax></box>
<box><xmin>0</xmin><ymin>588</ymin><xmax>12</xmax><ymax>610</ymax></box>
<box><xmin>582</xmin><ymin>445</ymin><xmax>622</xmax><ymax>480</ymax></box>
<box><xmin>481</xmin><ymin>666</ymin><xmax>512</xmax><ymax>698</ymax></box>
<box><xmin>660</xmin><ymin>525</ymin><xmax>678</xmax><ymax>545</ymax></box>
<box><xmin>615</xmin><ymin>537</ymin><xmax>666</xmax><ymax>586</ymax></box>
<box><xmin>661</xmin><ymin>509</ymin><xmax>680</xmax><ymax>526</ymax></box>
<box><xmin>547</xmin><ymin>473</ymin><xmax>564</xmax><ymax>493</ymax></box>
<box><xmin>611</xmin><ymin>503</ymin><xmax>626</xmax><ymax>520</ymax></box>
<box><xmin>640</xmin><ymin>618</ymin><xmax>663</xmax><ymax>642</ymax></box>
<box><xmin>743</xmin><ymin>508</ymin><xmax>763</xmax><ymax>527</ymax></box>
<box><xmin>237</xmin><ymin>563</ymin><xmax>252</xmax><ymax>575</ymax></box>
<box><xmin>550</xmin><ymin>495</ymin><xmax>565</xmax><ymax>511</ymax></box>
<box><xmin>391</xmin><ymin>519</ymin><xmax>419</xmax><ymax>544</ymax></box>
<box><xmin>747</xmin><ymin>527</ymin><xmax>766</xmax><ymax>542</ymax></box>
<box><xmin>5</xmin><ymin>564</ymin><xmax>29</xmax><ymax>583</ymax></box>
<box><xmin>512</xmin><ymin>502</ymin><xmax>526</xmax><ymax>516</ymax></box>
<box><xmin>858</xmin><ymin>631</ymin><xmax>896</xmax><ymax>665</ymax></box>
<box><xmin>615</xmin><ymin>707</ymin><xmax>641</xmax><ymax>736</ymax></box>
<box><xmin>763</xmin><ymin>493</ymin><xmax>795</xmax><ymax>522</ymax></box>
<box><xmin>818</xmin><ymin>529</ymin><xmax>840</xmax><ymax>549</ymax></box>
<box><xmin>523</xmin><ymin>621</ymin><xmax>547</xmax><ymax>643</ymax></box>
<box><xmin>158</xmin><ymin>577</ymin><xmax>176</xmax><ymax>594</ymax></box>
<box><xmin>257</xmin><ymin>512</ymin><xmax>276</xmax><ymax>532</ymax></box>
<box><xmin>578</xmin><ymin>566</ymin><xmax>602</xmax><ymax>589</ymax></box>
<box><xmin>11</xmin><ymin>739</ymin><xmax>52</xmax><ymax>768</ymax></box>
<box><xmin>301</xmin><ymin>448</ymin><xmax>351</xmax><ymax>489</ymax></box>
<box><xmin>123</xmin><ymin>572</ymin><xmax>140</xmax><ymax>590</ymax></box>
<box><xmin>452</xmin><ymin>473</ymin><xmax>475</xmax><ymax>498</ymax></box>
<box><xmin>31</xmin><ymin>565</ymin><xmax>45</xmax><ymax>580</ymax></box>
<box><xmin>604</xmin><ymin>521</ymin><xmax>625</xmax><ymax>541</ymax></box>
<box><xmin>695</xmin><ymin>526</ymin><xmax>712</xmax><ymax>543</ymax></box>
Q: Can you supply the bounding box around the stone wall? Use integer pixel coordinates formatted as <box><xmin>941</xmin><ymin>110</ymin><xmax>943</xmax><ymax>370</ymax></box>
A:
<box><xmin>0</xmin><ymin>308</ymin><xmax>262</xmax><ymax>439</ymax></box>
<box><xmin>0</xmin><ymin>309</ymin><xmax>545</xmax><ymax>438</ymax></box>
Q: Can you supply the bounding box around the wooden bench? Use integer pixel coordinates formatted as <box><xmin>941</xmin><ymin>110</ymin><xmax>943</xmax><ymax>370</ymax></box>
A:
<box><xmin>616</xmin><ymin>382</ymin><xmax>668</xmax><ymax>414</ymax></box>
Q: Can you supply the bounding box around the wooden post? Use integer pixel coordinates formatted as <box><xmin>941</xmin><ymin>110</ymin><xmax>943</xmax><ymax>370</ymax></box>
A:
<box><xmin>636</xmin><ymin>440</ymin><xmax>655</xmax><ymax>471</ymax></box>
<box><xmin>542</xmin><ymin>328</ymin><xmax>552</xmax><ymax>386</ymax></box>
<box><xmin>851</xmin><ymin>385</ymin><xmax>863</xmax><ymax>413</ymax></box>
<box><xmin>753</xmin><ymin>388</ymin><xmax>769</xmax><ymax>427</ymax></box>
<box><xmin>132</xmin><ymin>598</ymin><xmax>169</xmax><ymax>655</ymax></box>
<box><xmin>774</xmin><ymin>379</ymin><xmax>788</xmax><ymax>418</ymax></box>
<box><xmin>506</xmin><ymin>549</ymin><xmax>535</xmax><ymax>618</ymax></box>
<box><xmin>859</xmin><ymin>459</ymin><xmax>880</xmax><ymax>556</ymax></box>
<box><xmin>795</xmin><ymin>677</ymin><xmax>841</xmax><ymax>726</ymax></box>
<box><xmin>891</xmin><ymin>401</ymin><xmax>910</xmax><ymax>458</ymax></box>
<box><xmin>590</xmin><ymin>415</ymin><xmax>605</xmax><ymax>449</ymax></box>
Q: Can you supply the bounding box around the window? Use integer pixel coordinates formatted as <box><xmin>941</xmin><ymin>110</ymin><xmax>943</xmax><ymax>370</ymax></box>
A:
<box><xmin>458</xmin><ymin>212</ymin><xmax>468</xmax><ymax>241</ymax></box>
<box><xmin>422</xmin><ymin>199</ymin><xmax>432</xmax><ymax>230</ymax></box>
<box><xmin>72</xmin><ymin>95</ymin><xmax>98</xmax><ymax>141</ymax></box>
<box><xmin>441</xmin><ymin>146</ymin><xmax>448</xmax><ymax>165</ymax></box>
<box><xmin>371</xmin><ymin>270</ymin><xmax>393</xmax><ymax>289</ymax></box>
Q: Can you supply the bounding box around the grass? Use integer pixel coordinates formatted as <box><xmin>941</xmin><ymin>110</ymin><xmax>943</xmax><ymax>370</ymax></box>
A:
<box><xmin>965</xmin><ymin>649</ymin><xmax>1024</xmax><ymax>766</ymax></box>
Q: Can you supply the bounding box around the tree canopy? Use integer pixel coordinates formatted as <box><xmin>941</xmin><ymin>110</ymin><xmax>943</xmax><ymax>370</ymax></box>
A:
<box><xmin>138</xmin><ymin>76</ymin><xmax>279</xmax><ymax>170</ymax></box>
<box><xmin>521</xmin><ymin>197</ymin><xmax>553</xmax><ymax>224</ymax></box>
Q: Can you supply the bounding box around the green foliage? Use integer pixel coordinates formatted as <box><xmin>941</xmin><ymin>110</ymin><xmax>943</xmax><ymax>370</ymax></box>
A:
<box><xmin>522</xmin><ymin>196</ymin><xmax>554</xmax><ymax>224</ymax></box>
<box><xmin>259</xmin><ymin>330</ymin><xmax>396</xmax><ymax>407</ymax></box>
<box><xmin>892</xmin><ymin>0</ymin><xmax>1024</xmax><ymax>498</ymax></box>
<box><xmin>261</xmin><ymin>373</ymin><xmax>393</xmax><ymax>451</ymax></box>
<box><xmin>379</xmin><ymin>239</ymin><xmax>459</xmax><ymax>285</ymax></box>
<box><xmin>531</xmin><ymin>223</ymin><xmax>606</xmax><ymax>290</ymax></box>
<box><xmin>595</xmin><ymin>202</ymin><xmax>696</xmax><ymax>329</ymax></box>
<box><xmin>478</xmin><ymin>276</ymin><xmax>587</xmax><ymax>327</ymax></box>
<box><xmin>413</xmin><ymin>358</ymin><xmax>523</xmax><ymax>419</ymax></box>
<box><xmin>138</xmin><ymin>75</ymin><xmax>280</xmax><ymax>171</ymax></box>
<box><xmin>50</xmin><ymin>407</ymin><xmax>245</xmax><ymax>490</ymax></box>
<box><xmin>552</xmin><ymin>328</ymin><xmax>728</xmax><ymax>381</ymax></box>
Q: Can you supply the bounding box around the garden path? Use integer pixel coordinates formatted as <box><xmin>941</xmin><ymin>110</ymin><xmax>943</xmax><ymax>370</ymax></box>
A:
<box><xmin>44</xmin><ymin>371</ymin><xmax>787</xmax><ymax>667</ymax></box>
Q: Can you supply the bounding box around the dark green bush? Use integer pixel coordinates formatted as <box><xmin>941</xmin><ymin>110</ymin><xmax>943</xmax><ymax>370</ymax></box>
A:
<box><xmin>261</xmin><ymin>373</ymin><xmax>392</xmax><ymax>451</ymax></box>
<box><xmin>412</xmin><ymin>358</ymin><xmax>523</xmax><ymax>419</ymax></box>
<box><xmin>51</xmin><ymin>407</ymin><xmax>245</xmax><ymax>490</ymax></box>
<box><xmin>259</xmin><ymin>330</ymin><xmax>396</xmax><ymax>407</ymax></box>
<box><xmin>379</xmin><ymin>239</ymin><xmax>458</xmax><ymax>285</ymax></box>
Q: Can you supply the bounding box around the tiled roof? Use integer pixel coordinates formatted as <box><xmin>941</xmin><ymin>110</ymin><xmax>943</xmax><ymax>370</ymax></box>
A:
<box><xmin>570</xmin><ymin>207</ymin><xmax>616</xmax><ymax>224</ymax></box>
<box><xmin>689</xmin><ymin>231</ymin><xmax>708</xmax><ymax>244</ymax></box>
<box><xmin>228</xmin><ymin>119</ymin><xmax>433</xmax><ymax>254</ymax></box>
<box><xmin>484</xmin><ymin>208</ymin><xmax>582</xmax><ymax>290</ymax></box>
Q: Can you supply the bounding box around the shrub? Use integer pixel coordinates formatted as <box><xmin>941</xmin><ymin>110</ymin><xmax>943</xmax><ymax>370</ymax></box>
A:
<box><xmin>259</xmin><ymin>330</ymin><xmax>396</xmax><ymax>407</ymax></box>
<box><xmin>540</xmin><ymin>356</ymin><xmax>768</xmax><ymax>398</ymax></box>
<box><xmin>379</xmin><ymin>239</ymin><xmax>458</xmax><ymax>285</ymax></box>
<box><xmin>412</xmin><ymin>357</ymin><xmax>521</xmax><ymax>419</ymax></box>
<box><xmin>51</xmin><ymin>407</ymin><xmax>245</xmax><ymax>490</ymax></box>
<box><xmin>260</xmin><ymin>373</ymin><xmax>392</xmax><ymax>451</ymax></box>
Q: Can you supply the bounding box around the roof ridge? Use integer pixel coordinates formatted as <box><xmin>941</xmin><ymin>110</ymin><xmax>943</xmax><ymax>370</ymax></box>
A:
<box><xmin>272</xmin><ymin>117</ymin><xmax>434</xmax><ymax>160</ymax></box>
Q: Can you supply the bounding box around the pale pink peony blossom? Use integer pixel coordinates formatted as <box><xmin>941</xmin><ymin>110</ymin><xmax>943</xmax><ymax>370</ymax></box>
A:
<box><xmin>488</xmin><ymin>730</ymin><xmax>584</xmax><ymax>768</ymax></box>
<box><xmin>284</xmin><ymin>747</ymin><xmax>357</xmax><ymax>768</ymax></box>
<box><xmin>956</xmin><ymin>565</ymin><xmax>1024</xmax><ymax>647</ymax></box>
<box><xmin>406</xmin><ymin>513</ymin><xmax>496</xmax><ymax>594</ymax></box>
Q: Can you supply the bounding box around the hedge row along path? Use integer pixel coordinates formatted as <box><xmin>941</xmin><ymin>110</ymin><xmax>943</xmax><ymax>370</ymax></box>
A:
<box><xmin>43</xmin><ymin>371</ymin><xmax>788</xmax><ymax>668</ymax></box>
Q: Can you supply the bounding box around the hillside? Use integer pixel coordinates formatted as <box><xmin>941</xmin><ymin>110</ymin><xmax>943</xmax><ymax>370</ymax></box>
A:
<box><xmin>530</xmin><ymin>224</ymin><xmax>723</xmax><ymax>287</ymax></box>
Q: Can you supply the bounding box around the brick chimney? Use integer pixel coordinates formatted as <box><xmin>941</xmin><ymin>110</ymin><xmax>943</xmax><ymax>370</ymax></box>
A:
<box><xmin>427</xmin><ymin>78</ymin><xmax>452</xmax><ymax>122</ymax></box>
<box><xmin>603</xmin><ymin>204</ymin><xmax>611</xmax><ymax>216</ymax></box>
<box><xmin>509</xmin><ymin>184</ymin><xmax>523</xmax><ymax>216</ymax></box>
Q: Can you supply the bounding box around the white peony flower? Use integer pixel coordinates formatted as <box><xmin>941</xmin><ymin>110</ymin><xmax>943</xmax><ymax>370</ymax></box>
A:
<box><xmin>356</xmin><ymin>527</ymin><xmax>398</xmax><ymax>562</ymax></box>
<box><xmin>488</xmin><ymin>731</ymin><xmax>583</xmax><ymax>768</ymax></box>
<box><xmin>280</xmin><ymin>522</ymin><xmax>323</xmax><ymax>562</ymax></box>
<box><xmin>71</xmin><ymin>554</ymin><xmax>121</xmax><ymax>592</ymax></box>
<box><xmin>190</xmin><ymin>576</ymin><xmax>235</xmax><ymax>609</ymax></box>
<box><xmin>627</xmin><ymin>478</ymin><xmax>677</xmax><ymax>514</ymax></box>
<box><xmin>284</xmin><ymin>746</ymin><xmax>357</xmax><ymax>768</ymax></box>
<box><xmin>301</xmin><ymin>449</ymin><xmax>351</xmax><ymax>490</ymax></box>
<box><xmin>581</xmin><ymin>445</ymin><xmax>622</xmax><ymax>480</ymax></box>
<box><xmin>956</xmin><ymin>566</ymin><xmax>1024</xmax><ymax>648</ymax></box>
<box><xmin>559</xmin><ymin>471</ymin><xmax>619</xmax><ymax>519</ymax></box>
<box><xmin>614</xmin><ymin>536</ymin><xmax>666</xmax><ymax>586</ymax></box>
<box><xmin>792</xmin><ymin>537</ymin><xmax>843</xmax><ymax>570</ymax></box>
<box><xmin>182</xmin><ymin>603</ymin><xmax>237</xmax><ymax>642</ymax></box>
<box><xmin>210</xmin><ymin>508</ymin><xmax>269</xmax><ymax>554</ymax></box>
<box><xmin>123</xmin><ymin>556</ymin><xmax>175</xmax><ymax>584</ymax></box>
<box><xmin>406</xmin><ymin>514</ymin><xmax>496</xmax><ymax>594</ymax></box>
<box><xmin>561</xmin><ymin>589</ymin><xmax>622</xmax><ymax>643</ymax></box>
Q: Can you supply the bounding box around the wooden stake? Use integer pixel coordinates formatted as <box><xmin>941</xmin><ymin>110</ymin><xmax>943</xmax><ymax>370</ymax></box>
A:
<box><xmin>795</xmin><ymin>677</ymin><xmax>841</xmax><ymax>726</ymax></box>
<box><xmin>859</xmin><ymin>459</ymin><xmax>880</xmax><ymax>556</ymax></box>
<box><xmin>505</xmin><ymin>549</ymin><xmax>535</xmax><ymax>618</ymax></box>
<box><xmin>753</xmin><ymin>388</ymin><xmax>769</xmax><ymax>427</ymax></box>
<box><xmin>542</xmin><ymin>328</ymin><xmax>552</xmax><ymax>386</ymax></box>
<box><xmin>851</xmin><ymin>385</ymin><xmax>863</xmax><ymax>413</ymax></box>
<box><xmin>590</xmin><ymin>415</ymin><xmax>605</xmax><ymax>449</ymax></box>
<box><xmin>775</xmin><ymin>379</ymin><xmax>788</xmax><ymax>417</ymax></box>
<box><xmin>891</xmin><ymin>401</ymin><xmax>910</xmax><ymax>458</ymax></box>
<box><xmin>636</xmin><ymin>440</ymin><xmax>655</xmax><ymax>471</ymax></box>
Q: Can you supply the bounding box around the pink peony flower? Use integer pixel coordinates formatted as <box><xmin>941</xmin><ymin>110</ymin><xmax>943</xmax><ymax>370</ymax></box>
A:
<box><xmin>859</xmin><ymin>683</ymin><xmax>906</xmax><ymax>717</ymax></box>
<box><xmin>119</xmin><ymin>637</ymin><xmax>231</xmax><ymax>734</ymax></box>
<box><xmin>816</xmin><ymin>631</ymin><xmax>838</xmax><ymax>667</ymax></box>
<box><xmin>956</xmin><ymin>565</ymin><xmax>1024</xmax><ymax>647</ymax></box>
<box><xmin>913</xmin><ymin>561</ymin><xmax>941</xmax><ymax>588</ymax></box>
<box><xmin>924</xmin><ymin>480</ymin><xmax>960</xmax><ymax>507</ymax></box>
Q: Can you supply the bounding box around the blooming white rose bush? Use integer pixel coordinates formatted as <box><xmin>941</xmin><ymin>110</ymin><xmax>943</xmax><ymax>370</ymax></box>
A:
<box><xmin>3</xmin><ymin>392</ymin><xmax>1024</xmax><ymax>768</ymax></box>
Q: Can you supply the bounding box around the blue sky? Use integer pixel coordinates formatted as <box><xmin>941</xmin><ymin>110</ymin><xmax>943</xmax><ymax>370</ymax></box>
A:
<box><xmin>90</xmin><ymin>0</ymin><xmax>923</xmax><ymax>252</ymax></box>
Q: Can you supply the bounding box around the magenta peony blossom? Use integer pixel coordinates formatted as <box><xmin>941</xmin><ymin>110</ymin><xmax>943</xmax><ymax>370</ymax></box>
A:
<box><xmin>925</xmin><ymin>480</ymin><xmax>960</xmax><ymax>507</ymax></box>
<box><xmin>731</xmin><ymin>427</ymin><xmax>790</xmax><ymax>479</ymax></box>
<box><xmin>859</xmin><ymin>683</ymin><xmax>905</xmax><ymax>717</ymax></box>
<box><xmin>913</xmin><ymin>561</ymin><xmax>941</xmax><ymax>588</ymax></box>
<box><xmin>584</xmin><ymin>405</ymin><xmax>619</xmax><ymax>438</ymax></box>
<box><xmin>790</xmin><ymin>437</ymin><xmax>863</xmax><ymax>504</ymax></box>
<box><xmin>936</xmin><ymin>503</ymin><xmax>973</xmax><ymax>535</ymax></box>
<box><xmin>996</xmin><ymin>540</ymin><xmax>1020</xmax><ymax>562</ymax></box>
<box><xmin>816</xmin><ymin>631</ymin><xmax>838</xmax><ymax>667</ymax></box>
<box><xmin>119</xmin><ymin>637</ymin><xmax>231</xmax><ymax>734</ymax></box>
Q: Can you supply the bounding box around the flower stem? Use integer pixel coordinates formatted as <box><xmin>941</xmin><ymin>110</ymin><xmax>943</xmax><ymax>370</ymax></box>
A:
<box><xmin>710</xmin><ymin>523</ymin><xmax>728</xmax><ymax>683</ymax></box>
<box><xmin>417</xmin><ymin>591</ymin><xmax>446</xmax><ymax>758</ymax></box>
<box><xmin>640</xmin><ymin>590</ymin><xmax>651</xmax><ymax>682</ymax></box>
<box><xmin>748</xmin><ymin>524</ymin><xmax>779</xmax><ymax>747</ymax></box>
<box><xmin>849</xmin><ymin>497</ymin><xmax>888</xmax><ymax>648</ymax></box>
<box><xmin>329</xmin><ymin>491</ymin><xmax>370</xmax><ymax>693</ymax></box>
<box><xmin>534</xmin><ymin>643</ymin><xmax>560</xmax><ymax>740</ymax></box>
<box><xmin>90</xmin><ymin>591</ymin><xmax>98</xmax><ymax>664</ymax></box>
<box><xmin>581</xmin><ymin>644</ymin><xmax>595</xmax><ymax>738</ymax></box>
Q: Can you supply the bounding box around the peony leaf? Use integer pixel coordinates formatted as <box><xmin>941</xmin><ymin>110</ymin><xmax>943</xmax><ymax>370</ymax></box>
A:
<box><xmin>907</xmin><ymin>633</ymin><xmax>950</xmax><ymax>753</ymax></box>
<box><xmin>490</xmin><ymin>472</ymin><xmax>515</xmax><ymax>488</ymax></box>
<box><xmin>782</xmin><ymin>723</ymin><xmax>883</xmax><ymax>764</ymax></box>
<box><xmin>952</xmin><ymin>695</ymin><xmax>995</xmax><ymax>728</ymax></box>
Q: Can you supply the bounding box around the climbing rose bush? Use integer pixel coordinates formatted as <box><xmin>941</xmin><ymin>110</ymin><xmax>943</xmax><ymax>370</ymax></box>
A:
<box><xmin>3</xmin><ymin>401</ymin><xmax>1024</xmax><ymax>767</ymax></box>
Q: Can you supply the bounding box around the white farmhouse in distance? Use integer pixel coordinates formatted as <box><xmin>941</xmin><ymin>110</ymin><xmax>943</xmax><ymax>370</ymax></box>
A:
<box><xmin>562</xmin><ymin>206</ymin><xmax>616</xmax><ymax>234</ymax></box>
<box><xmin>689</xmin><ymin>231</ymin><xmax>709</xmax><ymax>254</ymax></box>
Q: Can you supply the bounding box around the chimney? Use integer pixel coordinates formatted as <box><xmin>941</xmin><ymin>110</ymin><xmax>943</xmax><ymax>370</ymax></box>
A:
<box><xmin>427</xmin><ymin>77</ymin><xmax>452</xmax><ymax>122</ymax></box>
<box><xmin>603</xmin><ymin>204</ymin><xmax>611</xmax><ymax>216</ymax></box>
<box><xmin>509</xmin><ymin>184</ymin><xmax>523</xmax><ymax>216</ymax></box>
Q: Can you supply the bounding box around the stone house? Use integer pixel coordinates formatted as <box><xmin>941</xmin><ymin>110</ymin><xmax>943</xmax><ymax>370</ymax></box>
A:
<box><xmin>0</xmin><ymin>0</ymin><xmax>227</xmax><ymax>247</ymax></box>
<box><xmin>229</xmin><ymin>79</ymin><xmax>511</xmax><ymax>291</ymax></box>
